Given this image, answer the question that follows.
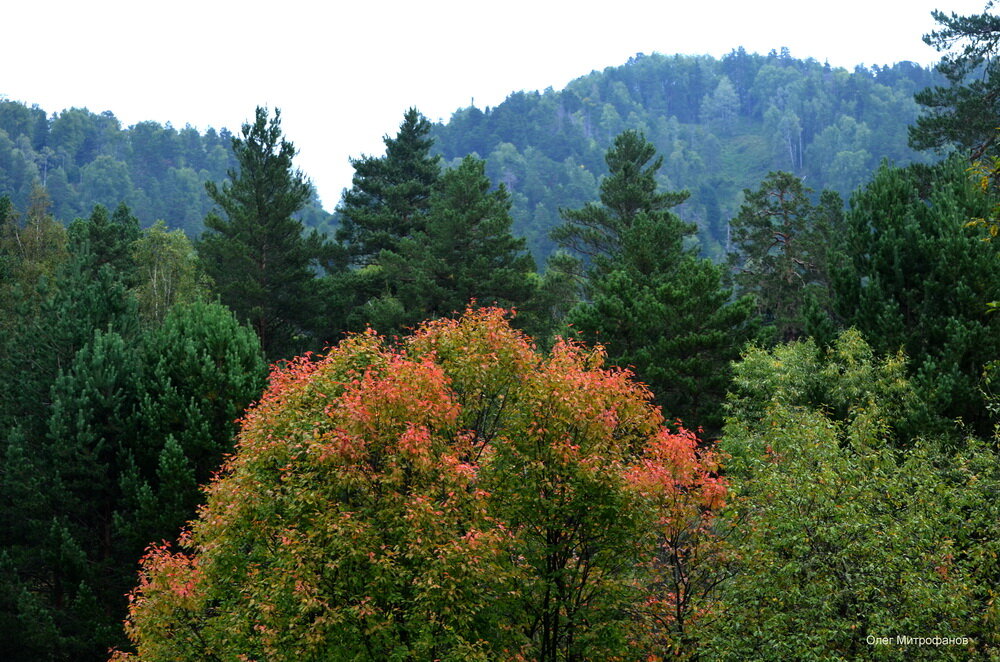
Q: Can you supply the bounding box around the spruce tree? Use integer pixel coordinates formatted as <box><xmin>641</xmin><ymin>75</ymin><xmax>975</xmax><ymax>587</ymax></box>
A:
<box><xmin>551</xmin><ymin>129</ymin><xmax>689</xmax><ymax>267</ymax></box>
<box><xmin>336</xmin><ymin>107</ymin><xmax>441</xmax><ymax>266</ymax></box>
<box><xmin>381</xmin><ymin>155</ymin><xmax>536</xmax><ymax>330</ymax></box>
<box><xmin>561</xmin><ymin>131</ymin><xmax>755</xmax><ymax>431</ymax></box>
<box><xmin>200</xmin><ymin>106</ymin><xmax>325</xmax><ymax>359</ymax></box>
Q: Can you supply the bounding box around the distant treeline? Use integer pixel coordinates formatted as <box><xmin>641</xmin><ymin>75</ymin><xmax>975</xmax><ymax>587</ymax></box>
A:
<box><xmin>432</xmin><ymin>49</ymin><xmax>944</xmax><ymax>260</ymax></box>
<box><xmin>0</xmin><ymin>101</ymin><xmax>333</xmax><ymax>236</ymax></box>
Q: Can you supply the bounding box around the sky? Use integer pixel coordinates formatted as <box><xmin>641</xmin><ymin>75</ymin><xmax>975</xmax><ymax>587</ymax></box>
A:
<box><xmin>1</xmin><ymin>0</ymin><xmax>992</xmax><ymax>209</ymax></box>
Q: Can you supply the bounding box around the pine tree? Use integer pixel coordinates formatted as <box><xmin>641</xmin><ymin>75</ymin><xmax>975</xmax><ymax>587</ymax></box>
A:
<box><xmin>728</xmin><ymin>171</ymin><xmax>844</xmax><ymax>342</ymax></box>
<box><xmin>830</xmin><ymin>157</ymin><xmax>1000</xmax><ymax>434</ymax></box>
<box><xmin>199</xmin><ymin>106</ymin><xmax>325</xmax><ymax>359</ymax></box>
<box><xmin>68</xmin><ymin>202</ymin><xmax>142</xmax><ymax>284</ymax></box>
<box><xmin>910</xmin><ymin>3</ymin><xmax>1000</xmax><ymax>160</ymax></box>
<box><xmin>0</xmin><ymin>210</ymin><xmax>266</xmax><ymax>658</ymax></box>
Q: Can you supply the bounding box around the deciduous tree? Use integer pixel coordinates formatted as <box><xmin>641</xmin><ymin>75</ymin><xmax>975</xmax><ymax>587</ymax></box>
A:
<box><xmin>115</xmin><ymin>309</ymin><xmax>726</xmax><ymax>661</ymax></box>
<box><xmin>708</xmin><ymin>331</ymin><xmax>1000</xmax><ymax>660</ymax></box>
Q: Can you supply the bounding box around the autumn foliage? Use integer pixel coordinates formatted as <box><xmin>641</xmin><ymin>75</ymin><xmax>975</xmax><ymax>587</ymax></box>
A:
<box><xmin>112</xmin><ymin>308</ymin><xmax>725</xmax><ymax>661</ymax></box>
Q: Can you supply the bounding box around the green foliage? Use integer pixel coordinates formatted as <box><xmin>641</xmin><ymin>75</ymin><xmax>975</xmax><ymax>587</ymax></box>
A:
<box><xmin>131</xmin><ymin>221</ymin><xmax>207</xmax><ymax>323</ymax></box>
<box><xmin>910</xmin><ymin>3</ymin><xmax>1000</xmax><ymax>160</ymax></box>
<box><xmin>552</xmin><ymin>129</ymin><xmax>689</xmax><ymax>266</ymax></box>
<box><xmin>0</xmin><ymin>188</ymin><xmax>69</xmax><ymax>322</ymax></box>
<box><xmin>0</xmin><ymin>100</ymin><xmax>332</xmax><ymax>235</ymax></box>
<box><xmin>433</xmin><ymin>52</ymin><xmax>938</xmax><ymax>262</ymax></box>
<box><xmin>728</xmin><ymin>171</ymin><xmax>844</xmax><ymax>341</ymax></box>
<box><xmin>708</xmin><ymin>332</ymin><xmax>1000</xmax><ymax>660</ymax></box>
<box><xmin>337</xmin><ymin>108</ymin><xmax>442</xmax><ymax>266</ymax></box>
<box><xmin>68</xmin><ymin>202</ymin><xmax>142</xmax><ymax>284</ymax></box>
<box><xmin>562</xmin><ymin>132</ymin><xmax>755</xmax><ymax>431</ymax></box>
<box><xmin>0</xmin><ymin>207</ymin><xmax>266</xmax><ymax>659</ymax></box>
<box><xmin>726</xmin><ymin>329</ymin><xmax>919</xmax><ymax>448</ymax></box>
<box><xmin>139</xmin><ymin>301</ymin><xmax>266</xmax><ymax>482</ymax></box>
<box><xmin>518</xmin><ymin>250</ymin><xmax>585</xmax><ymax>348</ymax></box>
<box><xmin>199</xmin><ymin>106</ymin><xmax>329</xmax><ymax>359</ymax></box>
<box><xmin>115</xmin><ymin>309</ymin><xmax>726</xmax><ymax>661</ymax></box>
<box><xmin>829</xmin><ymin>157</ymin><xmax>1000</xmax><ymax>434</ymax></box>
<box><xmin>381</xmin><ymin>155</ymin><xmax>536</xmax><ymax>331</ymax></box>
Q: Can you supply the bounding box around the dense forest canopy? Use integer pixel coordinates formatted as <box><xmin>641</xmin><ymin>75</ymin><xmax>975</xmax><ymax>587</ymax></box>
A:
<box><xmin>5</xmin><ymin>3</ymin><xmax>1000</xmax><ymax>657</ymax></box>
<box><xmin>0</xmin><ymin>101</ymin><xmax>333</xmax><ymax>237</ymax></box>
<box><xmin>0</xmin><ymin>50</ymin><xmax>942</xmax><ymax>262</ymax></box>
<box><xmin>431</xmin><ymin>49</ymin><xmax>944</xmax><ymax>260</ymax></box>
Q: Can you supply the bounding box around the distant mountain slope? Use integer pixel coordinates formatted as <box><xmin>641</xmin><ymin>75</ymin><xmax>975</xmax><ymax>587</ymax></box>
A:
<box><xmin>0</xmin><ymin>101</ymin><xmax>332</xmax><ymax>234</ymax></box>
<box><xmin>431</xmin><ymin>49</ymin><xmax>944</xmax><ymax>262</ymax></box>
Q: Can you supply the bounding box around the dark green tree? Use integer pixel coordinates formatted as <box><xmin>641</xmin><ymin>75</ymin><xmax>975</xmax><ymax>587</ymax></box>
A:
<box><xmin>199</xmin><ymin>106</ymin><xmax>326</xmax><ymax>359</ymax></box>
<box><xmin>380</xmin><ymin>155</ymin><xmax>536</xmax><ymax>331</ymax></box>
<box><xmin>910</xmin><ymin>2</ymin><xmax>1000</xmax><ymax>160</ymax></box>
<box><xmin>728</xmin><ymin>171</ymin><xmax>844</xmax><ymax>342</ymax></box>
<box><xmin>138</xmin><ymin>301</ymin><xmax>266</xmax><ymax>483</ymax></box>
<box><xmin>562</xmin><ymin>132</ymin><xmax>755</xmax><ymax>431</ymax></box>
<box><xmin>336</xmin><ymin>108</ymin><xmax>441</xmax><ymax>266</ymax></box>
<box><xmin>68</xmin><ymin>202</ymin><xmax>142</xmax><ymax>285</ymax></box>
<box><xmin>519</xmin><ymin>251</ymin><xmax>586</xmax><ymax>349</ymax></box>
<box><xmin>830</xmin><ymin>158</ymin><xmax>1000</xmax><ymax>435</ymax></box>
<box><xmin>0</xmin><ymin>204</ymin><xmax>267</xmax><ymax>659</ymax></box>
<box><xmin>551</xmin><ymin>129</ymin><xmax>688</xmax><ymax>267</ymax></box>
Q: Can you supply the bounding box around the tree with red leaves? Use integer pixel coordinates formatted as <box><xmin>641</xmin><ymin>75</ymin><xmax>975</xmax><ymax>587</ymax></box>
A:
<box><xmin>113</xmin><ymin>308</ymin><xmax>725</xmax><ymax>661</ymax></box>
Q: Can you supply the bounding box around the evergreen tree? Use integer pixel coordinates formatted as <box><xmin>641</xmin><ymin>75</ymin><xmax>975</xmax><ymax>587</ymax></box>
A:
<box><xmin>381</xmin><ymin>155</ymin><xmax>536</xmax><ymax>331</ymax></box>
<box><xmin>910</xmin><ymin>3</ymin><xmax>1000</xmax><ymax>160</ymax></box>
<box><xmin>0</xmin><ymin>207</ymin><xmax>267</xmax><ymax>659</ymax></box>
<box><xmin>336</xmin><ymin>108</ymin><xmax>441</xmax><ymax>266</ymax></box>
<box><xmin>569</xmin><ymin>216</ymin><xmax>755</xmax><ymax>432</ymax></box>
<box><xmin>68</xmin><ymin>202</ymin><xmax>142</xmax><ymax>285</ymax></box>
<box><xmin>551</xmin><ymin>129</ymin><xmax>689</xmax><ymax>266</ymax></box>
<box><xmin>728</xmin><ymin>171</ymin><xmax>844</xmax><ymax>342</ymax></box>
<box><xmin>200</xmin><ymin>106</ymin><xmax>326</xmax><ymax>359</ymax></box>
<box><xmin>519</xmin><ymin>251</ymin><xmax>585</xmax><ymax>349</ymax></box>
<box><xmin>562</xmin><ymin>132</ymin><xmax>755</xmax><ymax>431</ymax></box>
<box><xmin>830</xmin><ymin>158</ymin><xmax>1000</xmax><ymax>435</ymax></box>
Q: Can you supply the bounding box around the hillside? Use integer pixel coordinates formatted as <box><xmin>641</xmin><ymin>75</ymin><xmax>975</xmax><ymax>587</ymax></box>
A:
<box><xmin>431</xmin><ymin>48</ymin><xmax>944</xmax><ymax>261</ymax></box>
<box><xmin>0</xmin><ymin>50</ymin><xmax>942</xmax><ymax>262</ymax></box>
<box><xmin>0</xmin><ymin>102</ymin><xmax>333</xmax><ymax>235</ymax></box>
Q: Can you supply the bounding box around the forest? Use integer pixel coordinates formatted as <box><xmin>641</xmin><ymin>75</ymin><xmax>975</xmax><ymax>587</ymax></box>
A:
<box><xmin>2</xmin><ymin>4</ymin><xmax>1000</xmax><ymax>661</ymax></box>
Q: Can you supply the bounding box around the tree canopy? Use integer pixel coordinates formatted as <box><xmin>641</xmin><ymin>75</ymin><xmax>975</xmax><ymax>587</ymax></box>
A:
<box><xmin>113</xmin><ymin>308</ymin><xmax>725</xmax><ymax>661</ymax></box>
<box><xmin>199</xmin><ymin>106</ymin><xmax>329</xmax><ymax>359</ymax></box>
<box><xmin>910</xmin><ymin>2</ymin><xmax>1000</xmax><ymax>160</ymax></box>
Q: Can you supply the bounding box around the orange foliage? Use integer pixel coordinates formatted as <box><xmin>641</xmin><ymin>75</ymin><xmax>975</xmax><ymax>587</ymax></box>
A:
<box><xmin>114</xmin><ymin>307</ymin><xmax>727</xmax><ymax>661</ymax></box>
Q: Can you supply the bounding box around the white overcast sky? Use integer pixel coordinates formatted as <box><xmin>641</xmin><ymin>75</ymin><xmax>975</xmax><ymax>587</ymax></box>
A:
<box><xmin>0</xmin><ymin>0</ymin><xmax>992</xmax><ymax>209</ymax></box>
